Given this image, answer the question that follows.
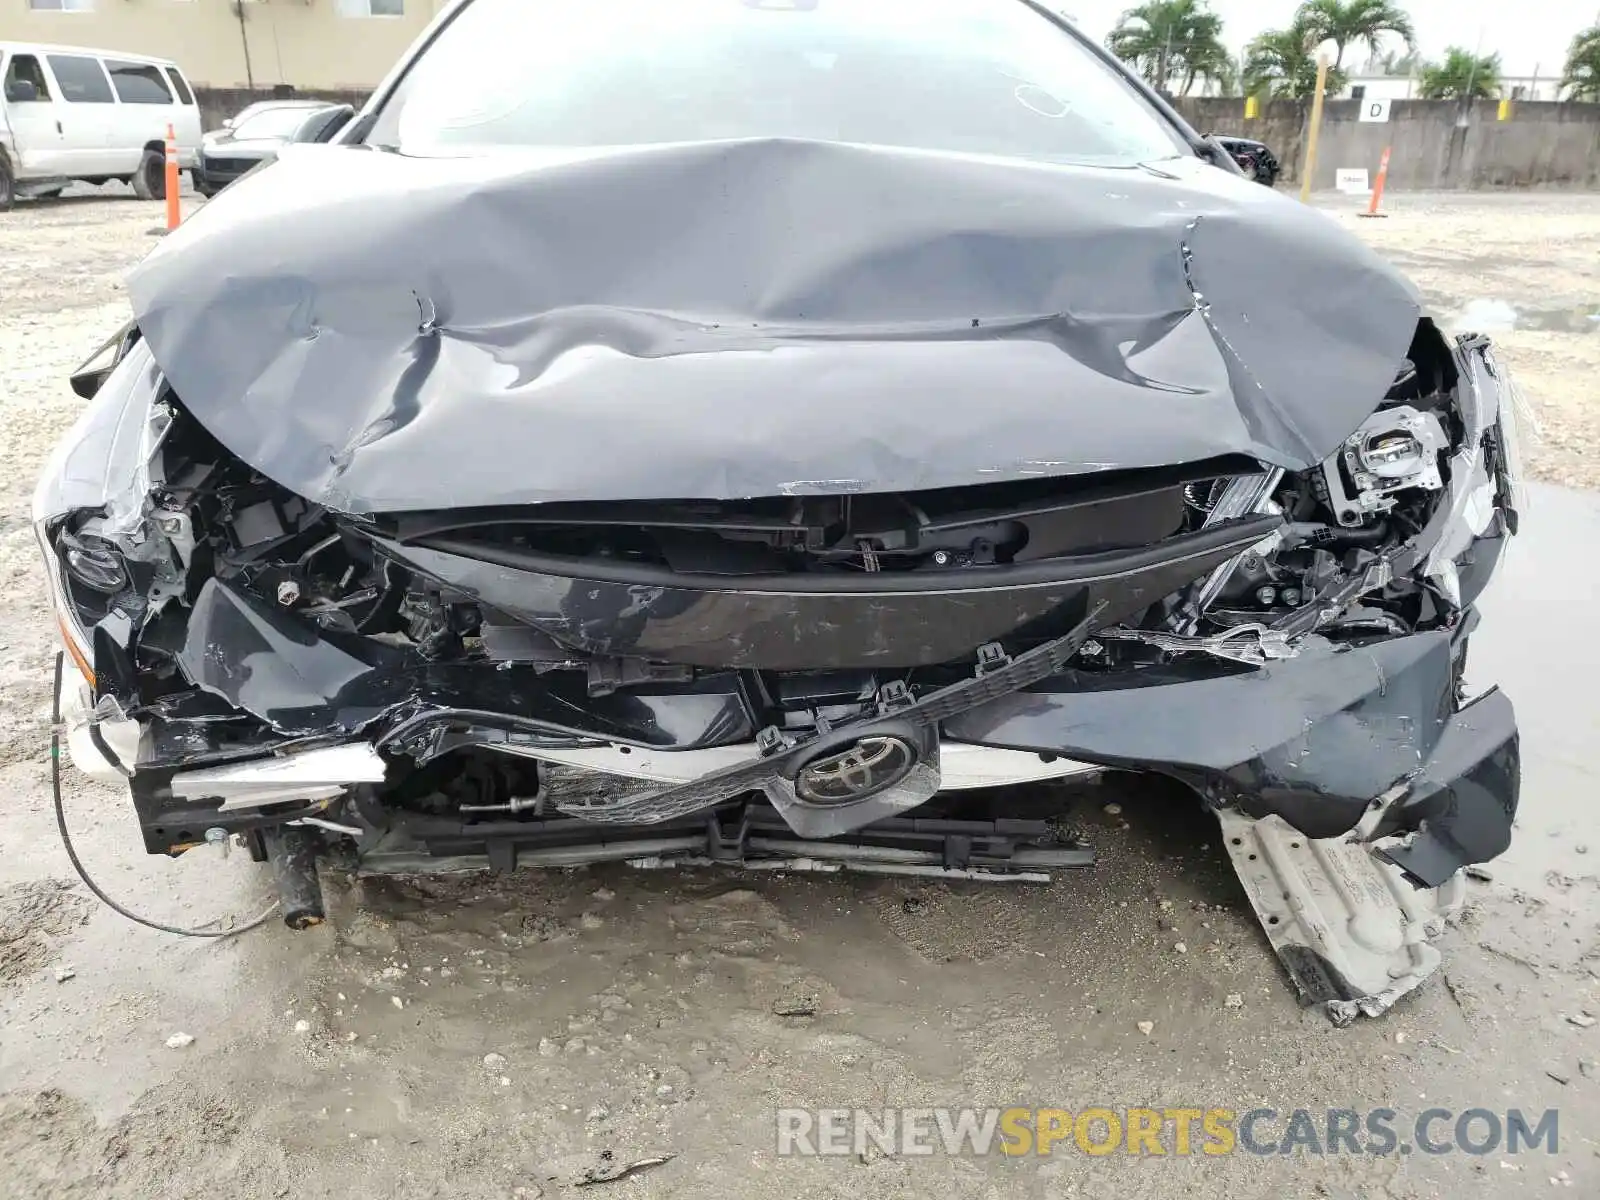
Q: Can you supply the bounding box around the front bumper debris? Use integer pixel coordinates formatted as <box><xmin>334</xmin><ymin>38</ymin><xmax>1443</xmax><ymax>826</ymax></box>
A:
<box><xmin>1372</xmin><ymin>688</ymin><xmax>1518</xmax><ymax>888</ymax></box>
<box><xmin>69</xmin><ymin>601</ymin><xmax>1516</xmax><ymax>1022</ymax></box>
<box><xmin>944</xmin><ymin>627</ymin><xmax>1519</xmax><ymax>884</ymax></box>
<box><xmin>90</xmin><ymin>621</ymin><xmax>1517</xmax><ymax>886</ymax></box>
<box><xmin>1219</xmin><ymin>809</ymin><xmax>1467</xmax><ymax>1026</ymax></box>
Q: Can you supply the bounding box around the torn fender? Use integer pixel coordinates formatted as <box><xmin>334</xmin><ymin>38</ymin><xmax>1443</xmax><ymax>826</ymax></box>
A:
<box><xmin>126</xmin><ymin>140</ymin><xmax>1420</xmax><ymax>511</ymax></box>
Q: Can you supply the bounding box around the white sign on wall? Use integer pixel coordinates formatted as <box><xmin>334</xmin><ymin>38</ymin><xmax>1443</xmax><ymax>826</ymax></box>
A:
<box><xmin>1359</xmin><ymin>97</ymin><xmax>1393</xmax><ymax>123</ymax></box>
<box><xmin>1335</xmin><ymin>168</ymin><xmax>1371</xmax><ymax>194</ymax></box>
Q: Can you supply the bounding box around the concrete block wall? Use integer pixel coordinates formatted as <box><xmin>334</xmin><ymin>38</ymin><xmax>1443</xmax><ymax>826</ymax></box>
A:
<box><xmin>1176</xmin><ymin>98</ymin><xmax>1600</xmax><ymax>191</ymax></box>
<box><xmin>190</xmin><ymin>90</ymin><xmax>1600</xmax><ymax>193</ymax></box>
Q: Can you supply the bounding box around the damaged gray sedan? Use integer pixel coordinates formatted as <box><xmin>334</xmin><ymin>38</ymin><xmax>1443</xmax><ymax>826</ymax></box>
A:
<box><xmin>34</xmin><ymin>0</ymin><xmax>1526</xmax><ymax>1022</ymax></box>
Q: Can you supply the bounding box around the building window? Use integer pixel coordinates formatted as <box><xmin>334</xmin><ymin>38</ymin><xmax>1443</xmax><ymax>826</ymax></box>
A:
<box><xmin>28</xmin><ymin>0</ymin><xmax>96</xmax><ymax>10</ymax></box>
<box><xmin>3</xmin><ymin>54</ymin><xmax>53</xmax><ymax>102</ymax></box>
<box><xmin>1511</xmin><ymin>85</ymin><xmax>1527</xmax><ymax>100</ymax></box>
<box><xmin>46</xmin><ymin>55</ymin><xmax>116</xmax><ymax>103</ymax></box>
<box><xmin>107</xmin><ymin>60</ymin><xmax>175</xmax><ymax>104</ymax></box>
<box><xmin>337</xmin><ymin>0</ymin><xmax>404</xmax><ymax>15</ymax></box>
<box><xmin>1350</xmin><ymin>84</ymin><xmax>1366</xmax><ymax>101</ymax></box>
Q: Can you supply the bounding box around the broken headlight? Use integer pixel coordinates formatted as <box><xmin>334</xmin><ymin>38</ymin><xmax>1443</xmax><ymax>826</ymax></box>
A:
<box><xmin>33</xmin><ymin>522</ymin><xmax>100</xmax><ymax>688</ymax></box>
<box><xmin>1167</xmin><ymin>330</ymin><xmax>1525</xmax><ymax>644</ymax></box>
<box><xmin>1318</xmin><ymin>404</ymin><xmax>1448</xmax><ymax>529</ymax></box>
<box><xmin>58</xmin><ymin>532</ymin><xmax>131</xmax><ymax>595</ymax></box>
<box><xmin>33</xmin><ymin>336</ymin><xmax>171</xmax><ymax>689</ymax></box>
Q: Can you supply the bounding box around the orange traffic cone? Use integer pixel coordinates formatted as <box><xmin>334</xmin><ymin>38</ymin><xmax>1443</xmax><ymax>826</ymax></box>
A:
<box><xmin>164</xmin><ymin>122</ymin><xmax>181</xmax><ymax>231</ymax></box>
<box><xmin>1359</xmin><ymin>146</ymin><xmax>1391</xmax><ymax>219</ymax></box>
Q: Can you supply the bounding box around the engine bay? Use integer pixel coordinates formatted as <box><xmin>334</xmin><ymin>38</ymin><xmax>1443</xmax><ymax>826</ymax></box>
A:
<box><xmin>36</xmin><ymin>312</ymin><xmax>1524</xmax><ymax>857</ymax></box>
<box><xmin>47</xmin><ymin>319</ymin><xmax>1502</xmax><ymax>726</ymax></box>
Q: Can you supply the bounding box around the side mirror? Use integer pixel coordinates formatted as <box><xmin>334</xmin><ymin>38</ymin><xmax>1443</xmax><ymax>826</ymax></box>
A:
<box><xmin>1201</xmin><ymin>135</ymin><xmax>1248</xmax><ymax>176</ymax></box>
<box><xmin>4</xmin><ymin>80</ymin><xmax>40</xmax><ymax>103</ymax></box>
<box><xmin>70</xmin><ymin>363</ymin><xmax>116</xmax><ymax>401</ymax></box>
<box><xmin>222</xmin><ymin>118</ymin><xmax>235</xmax><ymax>130</ymax></box>
<box><xmin>69</xmin><ymin>320</ymin><xmax>139</xmax><ymax>400</ymax></box>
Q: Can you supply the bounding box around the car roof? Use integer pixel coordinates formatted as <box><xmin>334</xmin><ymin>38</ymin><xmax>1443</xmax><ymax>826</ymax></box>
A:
<box><xmin>236</xmin><ymin>104</ymin><xmax>347</xmax><ymax>128</ymax></box>
<box><xmin>237</xmin><ymin>100</ymin><xmax>337</xmax><ymax>114</ymax></box>
<box><xmin>0</xmin><ymin>42</ymin><xmax>181</xmax><ymax>70</ymax></box>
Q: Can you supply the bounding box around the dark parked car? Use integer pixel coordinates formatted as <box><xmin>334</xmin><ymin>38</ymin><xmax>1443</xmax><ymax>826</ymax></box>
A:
<box><xmin>37</xmin><ymin>0</ymin><xmax>1525</xmax><ymax>1024</ymax></box>
<box><xmin>196</xmin><ymin>101</ymin><xmax>355</xmax><ymax>196</ymax></box>
<box><xmin>1213</xmin><ymin>134</ymin><xmax>1282</xmax><ymax>186</ymax></box>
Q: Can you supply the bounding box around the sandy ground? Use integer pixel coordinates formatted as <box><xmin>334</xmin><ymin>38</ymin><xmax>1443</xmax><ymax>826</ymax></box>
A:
<box><xmin>2</xmin><ymin>187</ymin><xmax>1599</xmax><ymax>1199</ymax></box>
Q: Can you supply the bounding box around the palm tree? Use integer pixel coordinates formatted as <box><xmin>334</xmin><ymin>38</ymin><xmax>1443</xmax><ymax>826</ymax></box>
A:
<box><xmin>1419</xmin><ymin>48</ymin><xmax>1502</xmax><ymax>100</ymax></box>
<box><xmin>1106</xmin><ymin>0</ymin><xmax>1229</xmax><ymax>95</ymax></box>
<box><xmin>1244</xmin><ymin>18</ymin><xmax>1348</xmax><ymax>98</ymax></box>
<box><xmin>1294</xmin><ymin>0</ymin><xmax>1416</xmax><ymax>72</ymax></box>
<box><xmin>1178</xmin><ymin>38</ymin><xmax>1238</xmax><ymax>96</ymax></box>
<box><xmin>1562</xmin><ymin>24</ymin><xmax>1600</xmax><ymax>102</ymax></box>
<box><xmin>1376</xmin><ymin>47</ymin><xmax>1421</xmax><ymax>77</ymax></box>
<box><xmin>1199</xmin><ymin>51</ymin><xmax>1243</xmax><ymax>98</ymax></box>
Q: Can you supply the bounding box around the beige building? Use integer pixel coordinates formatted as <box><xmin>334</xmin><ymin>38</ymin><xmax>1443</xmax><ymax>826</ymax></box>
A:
<box><xmin>3</xmin><ymin>0</ymin><xmax>452</xmax><ymax>90</ymax></box>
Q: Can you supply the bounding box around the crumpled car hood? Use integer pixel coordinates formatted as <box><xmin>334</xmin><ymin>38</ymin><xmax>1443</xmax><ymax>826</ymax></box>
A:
<box><xmin>126</xmin><ymin>139</ymin><xmax>1420</xmax><ymax>512</ymax></box>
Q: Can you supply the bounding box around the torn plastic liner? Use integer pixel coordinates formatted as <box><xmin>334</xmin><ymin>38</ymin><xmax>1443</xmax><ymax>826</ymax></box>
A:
<box><xmin>1219</xmin><ymin>809</ymin><xmax>1466</xmax><ymax>1025</ymax></box>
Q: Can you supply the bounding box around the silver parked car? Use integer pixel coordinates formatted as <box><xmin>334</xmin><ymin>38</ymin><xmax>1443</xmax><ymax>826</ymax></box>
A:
<box><xmin>195</xmin><ymin>101</ymin><xmax>354</xmax><ymax>196</ymax></box>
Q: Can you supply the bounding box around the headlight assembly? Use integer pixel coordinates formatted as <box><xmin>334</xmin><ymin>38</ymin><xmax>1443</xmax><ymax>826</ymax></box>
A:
<box><xmin>1320</xmin><ymin>405</ymin><xmax>1448</xmax><ymax>529</ymax></box>
<box><xmin>33</xmin><ymin>333</ymin><xmax>169</xmax><ymax>692</ymax></box>
<box><xmin>35</xmin><ymin>522</ymin><xmax>98</xmax><ymax>688</ymax></box>
<box><xmin>59</xmin><ymin>532</ymin><xmax>131</xmax><ymax>594</ymax></box>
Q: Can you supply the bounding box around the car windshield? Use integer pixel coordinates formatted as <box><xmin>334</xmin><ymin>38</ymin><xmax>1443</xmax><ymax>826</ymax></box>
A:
<box><xmin>370</xmin><ymin>0</ymin><xmax>1189</xmax><ymax>166</ymax></box>
<box><xmin>231</xmin><ymin>107</ymin><xmax>321</xmax><ymax>141</ymax></box>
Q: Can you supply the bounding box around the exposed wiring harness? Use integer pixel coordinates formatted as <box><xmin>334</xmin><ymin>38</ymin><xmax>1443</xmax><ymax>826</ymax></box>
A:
<box><xmin>50</xmin><ymin>651</ymin><xmax>279</xmax><ymax>938</ymax></box>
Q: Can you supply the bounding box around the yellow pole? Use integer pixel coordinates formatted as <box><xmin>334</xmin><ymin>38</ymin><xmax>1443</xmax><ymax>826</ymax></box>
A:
<box><xmin>1298</xmin><ymin>54</ymin><xmax>1331</xmax><ymax>203</ymax></box>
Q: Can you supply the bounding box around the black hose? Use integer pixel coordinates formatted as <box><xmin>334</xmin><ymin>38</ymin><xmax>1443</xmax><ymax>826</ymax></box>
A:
<box><xmin>50</xmin><ymin>651</ymin><xmax>279</xmax><ymax>939</ymax></box>
<box><xmin>1287</xmin><ymin>520</ymin><xmax>1391</xmax><ymax>548</ymax></box>
<box><xmin>1328</xmin><ymin>521</ymin><xmax>1392</xmax><ymax>547</ymax></box>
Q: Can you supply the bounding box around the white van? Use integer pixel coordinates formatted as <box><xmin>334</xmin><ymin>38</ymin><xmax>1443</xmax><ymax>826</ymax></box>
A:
<box><xmin>0</xmin><ymin>42</ymin><xmax>202</xmax><ymax>208</ymax></box>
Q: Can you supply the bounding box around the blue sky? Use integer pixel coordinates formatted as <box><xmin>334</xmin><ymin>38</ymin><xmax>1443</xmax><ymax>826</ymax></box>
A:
<box><xmin>1062</xmin><ymin>0</ymin><xmax>1594</xmax><ymax>78</ymax></box>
